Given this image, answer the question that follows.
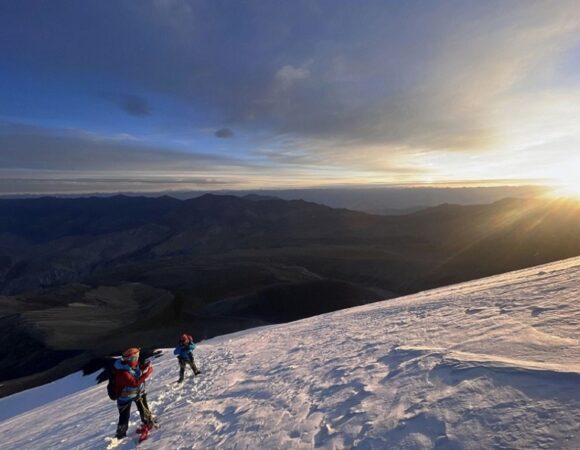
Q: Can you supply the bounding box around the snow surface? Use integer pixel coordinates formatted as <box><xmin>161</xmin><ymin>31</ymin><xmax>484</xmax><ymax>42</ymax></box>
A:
<box><xmin>0</xmin><ymin>371</ymin><xmax>98</xmax><ymax>422</ymax></box>
<box><xmin>1</xmin><ymin>257</ymin><xmax>579</xmax><ymax>449</ymax></box>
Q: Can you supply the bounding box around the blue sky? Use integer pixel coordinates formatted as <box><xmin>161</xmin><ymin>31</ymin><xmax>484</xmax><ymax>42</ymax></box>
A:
<box><xmin>1</xmin><ymin>0</ymin><xmax>579</xmax><ymax>194</ymax></box>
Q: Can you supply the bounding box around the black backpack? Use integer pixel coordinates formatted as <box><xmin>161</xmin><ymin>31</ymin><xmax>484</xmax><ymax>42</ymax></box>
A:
<box><xmin>107</xmin><ymin>369</ymin><xmax>118</xmax><ymax>400</ymax></box>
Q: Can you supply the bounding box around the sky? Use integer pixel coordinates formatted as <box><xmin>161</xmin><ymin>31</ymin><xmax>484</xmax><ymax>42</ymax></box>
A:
<box><xmin>0</xmin><ymin>0</ymin><xmax>579</xmax><ymax>195</ymax></box>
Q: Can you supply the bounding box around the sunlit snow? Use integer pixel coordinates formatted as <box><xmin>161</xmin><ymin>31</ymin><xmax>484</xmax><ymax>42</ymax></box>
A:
<box><xmin>1</xmin><ymin>257</ymin><xmax>579</xmax><ymax>449</ymax></box>
<box><xmin>0</xmin><ymin>371</ymin><xmax>97</xmax><ymax>422</ymax></box>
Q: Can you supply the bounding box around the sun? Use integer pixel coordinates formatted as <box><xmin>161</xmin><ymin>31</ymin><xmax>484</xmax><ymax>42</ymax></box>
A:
<box><xmin>551</xmin><ymin>177</ymin><xmax>580</xmax><ymax>199</ymax></box>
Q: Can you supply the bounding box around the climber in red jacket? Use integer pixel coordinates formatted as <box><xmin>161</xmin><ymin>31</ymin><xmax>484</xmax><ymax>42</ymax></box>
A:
<box><xmin>112</xmin><ymin>347</ymin><xmax>155</xmax><ymax>439</ymax></box>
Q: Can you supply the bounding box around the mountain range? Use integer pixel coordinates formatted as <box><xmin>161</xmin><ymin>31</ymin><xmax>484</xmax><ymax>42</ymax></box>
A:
<box><xmin>1</xmin><ymin>194</ymin><xmax>579</xmax><ymax>397</ymax></box>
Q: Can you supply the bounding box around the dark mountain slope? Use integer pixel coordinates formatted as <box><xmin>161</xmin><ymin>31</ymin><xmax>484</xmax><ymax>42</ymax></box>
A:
<box><xmin>425</xmin><ymin>199</ymin><xmax>580</xmax><ymax>286</ymax></box>
<box><xmin>0</xmin><ymin>195</ymin><xmax>180</xmax><ymax>242</ymax></box>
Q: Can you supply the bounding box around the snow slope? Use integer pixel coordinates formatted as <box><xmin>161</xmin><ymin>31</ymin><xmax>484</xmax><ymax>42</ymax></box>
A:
<box><xmin>0</xmin><ymin>371</ymin><xmax>96</xmax><ymax>422</ymax></box>
<box><xmin>1</xmin><ymin>257</ymin><xmax>579</xmax><ymax>449</ymax></box>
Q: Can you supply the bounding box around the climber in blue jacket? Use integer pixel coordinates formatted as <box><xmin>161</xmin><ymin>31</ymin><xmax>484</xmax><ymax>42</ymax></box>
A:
<box><xmin>174</xmin><ymin>333</ymin><xmax>201</xmax><ymax>382</ymax></box>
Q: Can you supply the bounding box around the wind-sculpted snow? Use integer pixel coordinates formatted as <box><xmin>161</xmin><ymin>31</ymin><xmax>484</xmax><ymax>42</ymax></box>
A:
<box><xmin>1</xmin><ymin>257</ymin><xmax>579</xmax><ymax>449</ymax></box>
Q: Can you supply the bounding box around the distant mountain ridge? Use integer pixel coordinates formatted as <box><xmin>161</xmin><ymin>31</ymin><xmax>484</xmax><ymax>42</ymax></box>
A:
<box><xmin>0</xmin><ymin>185</ymin><xmax>546</xmax><ymax>214</ymax></box>
<box><xmin>1</xmin><ymin>193</ymin><xmax>579</xmax><ymax>297</ymax></box>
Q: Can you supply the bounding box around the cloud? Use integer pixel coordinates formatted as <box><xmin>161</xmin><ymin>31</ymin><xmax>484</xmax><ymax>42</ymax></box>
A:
<box><xmin>0</xmin><ymin>123</ymin><xmax>432</xmax><ymax>194</ymax></box>
<box><xmin>98</xmin><ymin>92</ymin><xmax>151</xmax><ymax>116</ymax></box>
<box><xmin>0</xmin><ymin>123</ymin><xmax>240</xmax><ymax>171</ymax></box>
<box><xmin>1</xmin><ymin>0</ymin><xmax>579</xmax><ymax>184</ymax></box>
<box><xmin>214</xmin><ymin>128</ymin><xmax>234</xmax><ymax>139</ymax></box>
<box><xmin>121</xmin><ymin>95</ymin><xmax>150</xmax><ymax>116</ymax></box>
<box><xmin>0</xmin><ymin>174</ymin><xmax>233</xmax><ymax>195</ymax></box>
<box><xmin>273</xmin><ymin>64</ymin><xmax>311</xmax><ymax>91</ymax></box>
<box><xmin>0</xmin><ymin>123</ymin><xmax>271</xmax><ymax>193</ymax></box>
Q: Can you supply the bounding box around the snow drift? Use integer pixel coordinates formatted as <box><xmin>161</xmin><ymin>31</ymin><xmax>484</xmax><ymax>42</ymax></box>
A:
<box><xmin>1</xmin><ymin>257</ymin><xmax>579</xmax><ymax>449</ymax></box>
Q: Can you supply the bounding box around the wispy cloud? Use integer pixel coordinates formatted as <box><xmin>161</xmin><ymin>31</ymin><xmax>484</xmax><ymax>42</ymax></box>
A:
<box><xmin>0</xmin><ymin>123</ymin><xmax>241</xmax><ymax>171</ymax></box>
<box><xmin>273</xmin><ymin>64</ymin><xmax>311</xmax><ymax>92</ymax></box>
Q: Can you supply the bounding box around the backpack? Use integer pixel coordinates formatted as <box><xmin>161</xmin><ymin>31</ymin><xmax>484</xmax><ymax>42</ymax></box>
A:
<box><xmin>107</xmin><ymin>369</ymin><xmax>118</xmax><ymax>400</ymax></box>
